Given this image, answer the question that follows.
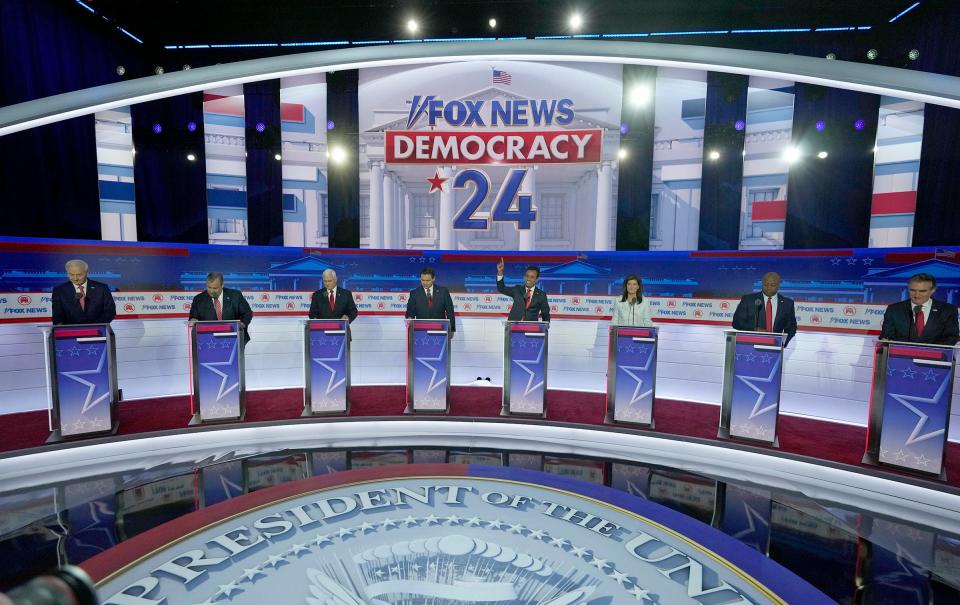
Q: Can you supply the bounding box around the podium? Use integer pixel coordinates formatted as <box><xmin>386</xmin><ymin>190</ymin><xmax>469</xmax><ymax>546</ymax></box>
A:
<box><xmin>405</xmin><ymin>319</ymin><xmax>451</xmax><ymax>413</ymax></box>
<box><xmin>863</xmin><ymin>340</ymin><xmax>956</xmax><ymax>479</ymax></box>
<box><xmin>502</xmin><ymin>321</ymin><xmax>549</xmax><ymax>417</ymax></box>
<box><xmin>303</xmin><ymin>319</ymin><xmax>350</xmax><ymax>416</ymax></box>
<box><xmin>606</xmin><ymin>325</ymin><xmax>658</xmax><ymax>427</ymax></box>
<box><xmin>719</xmin><ymin>330</ymin><xmax>786</xmax><ymax>446</ymax></box>
<box><xmin>189</xmin><ymin>320</ymin><xmax>246</xmax><ymax>425</ymax></box>
<box><xmin>43</xmin><ymin>323</ymin><xmax>120</xmax><ymax>442</ymax></box>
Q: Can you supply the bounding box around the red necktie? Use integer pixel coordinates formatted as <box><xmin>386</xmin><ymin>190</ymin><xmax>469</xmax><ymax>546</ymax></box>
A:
<box><xmin>214</xmin><ymin>297</ymin><xmax>222</xmax><ymax>320</ymax></box>
<box><xmin>427</xmin><ymin>289</ymin><xmax>433</xmax><ymax>307</ymax></box>
<box><xmin>78</xmin><ymin>284</ymin><xmax>86</xmax><ymax>311</ymax></box>
<box><xmin>915</xmin><ymin>307</ymin><xmax>925</xmax><ymax>337</ymax></box>
<box><xmin>329</xmin><ymin>289</ymin><xmax>335</xmax><ymax>311</ymax></box>
<box><xmin>765</xmin><ymin>297</ymin><xmax>773</xmax><ymax>332</ymax></box>
<box><xmin>525</xmin><ymin>288</ymin><xmax>532</xmax><ymax>310</ymax></box>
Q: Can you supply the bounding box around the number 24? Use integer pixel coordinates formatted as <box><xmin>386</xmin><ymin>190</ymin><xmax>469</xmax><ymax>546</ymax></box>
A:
<box><xmin>452</xmin><ymin>169</ymin><xmax>536</xmax><ymax>230</ymax></box>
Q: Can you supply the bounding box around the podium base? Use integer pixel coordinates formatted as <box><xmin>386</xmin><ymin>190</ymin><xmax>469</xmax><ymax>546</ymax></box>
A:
<box><xmin>500</xmin><ymin>404</ymin><xmax>547</xmax><ymax>419</ymax></box>
<box><xmin>604</xmin><ymin>412</ymin><xmax>655</xmax><ymax>430</ymax></box>
<box><xmin>717</xmin><ymin>426</ymin><xmax>779</xmax><ymax>448</ymax></box>
<box><xmin>862</xmin><ymin>451</ymin><xmax>948</xmax><ymax>482</ymax></box>
<box><xmin>404</xmin><ymin>402</ymin><xmax>449</xmax><ymax>415</ymax></box>
<box><xmin>47</xmin><ymin>420</ymin><xmax>119</xmax><ymax>444</ymax></box>
<box><xmin>188</xmin><ymin>409</ymin><xmax>246</xmax><ymax>426</ymax></box>
<box><xmin>302</xmin><ymin>404</ymin><xmax>350</xmax><ymax>417</ymax></box>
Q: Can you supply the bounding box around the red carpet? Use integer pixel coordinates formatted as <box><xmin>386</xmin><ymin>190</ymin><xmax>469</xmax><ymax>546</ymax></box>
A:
<box><xmin>1</xmin><ymin>386</ymin><xmax>957</xmax><ymax>489</ymax></box>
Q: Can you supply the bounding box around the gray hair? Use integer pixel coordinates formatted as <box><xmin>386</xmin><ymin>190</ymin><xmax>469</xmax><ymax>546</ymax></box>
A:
<box><xmin>65</xmin><ymin>259</ymin><xmax>88</xmax><ymax>272</ymax></box>
<box><xmin>322</xmin><ymin>269</ymin><xmax>337</xmax><ymax>279</ymax></box>
<box><xmin>206</xmin><ymin>272</ymin><xmax>224</xmax><ymax>284</ymax></box>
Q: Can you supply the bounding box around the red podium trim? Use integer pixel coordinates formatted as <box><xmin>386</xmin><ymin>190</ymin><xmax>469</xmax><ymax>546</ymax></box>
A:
<box><xmin>413</xmin><ymin>322</ymin><xmax>446</xmax><ymax>330</ymax></box>
<box><xmin>888</xmin><ymin>346</ymin><xmax>945</xmax><ymax>360</ymax></box>
<box><xmin>617</xmin><ymin>328</ymin><xmax>653</xmax><ymax>338</ymax></box>
<box><xmin>196</xmin><ymin>324</ymin><xmax>234</xmax><ymax>333</ymax></box>
<box><xmin>511</xmin><ymin>324</ymin><xmax>545</xmax><ymax>333</ymax></box>
<box><xmin>736</xmin><ymin>335</ymin><xmax>779</xmax><ymax>345</ymax></box>
<box><xmin>309</xmin><ymin>322</ymin><xmax>345</xmax><ymax>330</ymax></box>
<box><xmin>54</xmin><ymin>328</ymin><xmax>102</xmax><ymax>338</ymax></box>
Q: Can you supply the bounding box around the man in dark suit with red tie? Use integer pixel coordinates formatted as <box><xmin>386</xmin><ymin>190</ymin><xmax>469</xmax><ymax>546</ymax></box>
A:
<box><xmin>880</xmin><ymin>273</ymin><xmax>959</xmax><ymax>345</ymax></box>
<box><xmin>309</xmin><ymin>269</ymin><xmax>358</xmax><ymax>323</ymax></box>
<box><xmin>496</xmin><ymin>258</ymin><xmax>551</xmax><ymax>322</ymax></box>
<box><xmin>51</xmin><ymin>259</ymin><xmax>117</xmax><ymax>325</ymax></box>
<box><xmin>732</xmin><ymin>272</ymin><xmax>797</xmax><ymax>345</ymax></box>
<box><xmin>188</xmin><ymin>272</ymin><xmax>253</xmax><ymax>343</ymax></box>
<box><xmin>404</xmin><ymin>267</ymin><xmax>456</xmax><ymax>336</ymax></box>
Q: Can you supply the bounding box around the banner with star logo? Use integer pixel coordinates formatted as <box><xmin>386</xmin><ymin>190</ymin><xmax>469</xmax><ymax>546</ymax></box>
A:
<box><xmin>504</xmin><ymin>321</ymin><xmax>549</xmax><ymax>415</ymax></box>
<box><xmin>608</xmin><ymin>326</ymin><xmax>658</xmax><ymax>426</ymax></box>
<box><xmin>722</xmin><ymin>332</ymin><xmax>786</xmax><ymax>445</ymax></box>
<box><xmin>304</xmin><ymin>320</ymin><xmax>349</xmax><ymax>414</ymax></box>
<box><xmin>407</xmin><ymin>320</ymin><xmax>451</xmax><ymax>412</ymax></box>
<box><xmin>50</xmin><ymin>324</ymin><xmax>117</xmax><ymax>439</ymax></box>
<box><xmin>191</xmin><ymin>321</ymin><xmax>245</xmax><ymax>422</ymax></box>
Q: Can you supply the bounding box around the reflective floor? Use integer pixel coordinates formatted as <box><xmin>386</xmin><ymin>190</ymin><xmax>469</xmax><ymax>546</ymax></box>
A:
<box><xmin>0</xmin><ymin>445</ymin><xmax>958</xmax><ymax>604</ymax></box>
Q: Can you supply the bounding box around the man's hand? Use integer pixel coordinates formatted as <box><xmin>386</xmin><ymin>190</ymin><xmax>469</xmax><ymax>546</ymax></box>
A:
<box><xmin>341</xmin><ymin>315</ymin><xmax>349</xmax><ymax>320</ymax></box>
<box><xmin>496</xmin><ymin>257</ymin><xmax>504</xmax><ymax>277</ymax></box>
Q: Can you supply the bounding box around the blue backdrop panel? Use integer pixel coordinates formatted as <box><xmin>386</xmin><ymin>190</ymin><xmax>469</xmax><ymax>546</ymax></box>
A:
<box><xmin>914</xmin><ymin>104</ymin><xmax>960</xmax><ymax>246</ymax></box>
<box><xmin>325</xmin><ymin>70</ymin><xmax>360</xmax><ymax>248</ymax></box>
<box><xmin>615</xmin><ymin>65</ymin><xmax>657</xmax><ymax>251</ymax></box>
<box><xmin>244</xmin><ymin>80</ymin><xmax>284</xmax><ymax>247</ymax></box>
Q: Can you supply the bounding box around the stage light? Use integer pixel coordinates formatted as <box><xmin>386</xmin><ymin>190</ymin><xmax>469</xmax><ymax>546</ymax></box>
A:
<box><xmin>825</xmin><ymin>52</ymin><xmax>836</xmax><ymax>60</ymax></box>
<box><xmin>255</xmin><ymin>121</ymin><xmax>266</xmax><ymax>133</ymax></box>
<box><xmin>854</xmin><ymin>119</ymin><xmax>865</xmax><ymax>131</ymax></box>
<box><xmin>619</xmin><ymin>123</ymin><xmax>629</xmax><ymax>134</ymax></box>
<box><xmin>628</xmin><ymin>84</ymin><xmax>653</xmax><ymax>107</ymax></box>
<box><xmin>154</xmin><ymin>66</ymin><xmax>164</xmax><ymax>75</ymax></box>
<box><xmin>782</xmin><ymin>147</ymin><xmax>800</xmax><ymax>163</ymax></box>
<box><xmin>489</xmin><ymin>18</ymin><xmax>497</xmax><ymax>29</ymax></box>
<box><xmin>152</xmin><ymin>123</ymin><xmax>162</xmax><ymax>134</ymax></box>
<box><xmin>815</xmin><ymin>120</ymin><xmax>826</xmax><ymax>131</ymax></box>
<box><xmin>182</xmin><ymin>64</ymin><xmax>191</xmax><ymax>71</ymax></box>
<box><xmin>867</xmin><ymin>49</ymin><xmax>878</xmax><ymax>60</ymax></box>
<box><xmin>186</xmin><ymin>121</ymin><xmax>197</xmax><ymax>132</ymax></box>
<box><xmin>186</xmin><ymin>153</ymin><xmax>196</xmax><ymax>161</ymax></box>
<box><xmin>617</xmin><ymin>147</ymin><xmax>628</xmax><ymax>159</ymax></box>
<box><xmin>274</xmin><ymin>153</ymin><xmax>283</xmax><ymax>161</ymax></box>
<box><xmin>569</xmin><ymin>13</ymin><xmax>583</xmax><ymax>31</ymax></box>
<box><xmin>407</xmin><ymin>19</ymin><xmax>419</xmax><ymax>34</ymax></box>
<box><xmin>817</xmin><ymin>151</ymin><xmax>828</xmax><ymax>159</ymax></box>
<box><xmin>326</xmin><ymin>119</ymin><xmax>335</xmax><ymax>131</ymax></box>
<box><xmin>116</xmin><ymin>65</ymin><xmax>126</xmax><ymax>76</ymax></box>
<box><xmin>908</xmin><ymin>49</ymin><xmax>920</xmax><ymax>60</ymax></box>
<box><xmin>734</xmin><ymin>119</ymin><xmax>745</xmax><ymax>131</ymax></box>
<box><xmin>329</xmin><ymin>145</ymin><xmax>347</xmax><ymax>164</ymax></box>
<box><xmin>708</xmin><ymin>150</ymin><xmax>720</xmax><ymax>161</ymax></box>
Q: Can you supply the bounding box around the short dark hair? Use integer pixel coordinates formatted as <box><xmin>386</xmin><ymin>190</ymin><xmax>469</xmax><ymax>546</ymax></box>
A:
<box><xmin>419</xmin><ymin>267</ymin><xmax>436</xmax><ymax>278</ymax></box>
<box><xmin>908</xmin><ymin>273</ymin><xmax>937</xmax><ymax>288</ymax></box>
<box><xmin>206</xmin><ymin>272</ymin><xmax>224</xmax><ymax>284</ymax></box>
<box><xmin>525</xmin><ymin>266</ymin><xmax>541</xmax><ymax>278</ymax></box>
<box><xmin>621</xmin><ymin>275</ymin><xmax>643</xmax><ymax>302</ymax></box>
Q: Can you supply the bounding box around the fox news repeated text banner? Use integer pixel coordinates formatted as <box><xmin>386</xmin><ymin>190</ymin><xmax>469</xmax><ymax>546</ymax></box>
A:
<box><xmin>82</xmin><ymin>464</ymin><xmax>833</xmax><ymax>605</ymax></box>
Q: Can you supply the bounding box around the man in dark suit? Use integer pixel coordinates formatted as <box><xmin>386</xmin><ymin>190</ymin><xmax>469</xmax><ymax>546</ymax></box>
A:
<box><xmin>405</xmin><ymin>267</ymin><xmax>456</xmax><ymax>336</ymax></box>
<box><xmin>732</xmin><ymin>272</ymin><xmax>797</xmax><ymax>345</ymax></box>
<box><xmin>52</xmin><ymin>259</ymin><xmax>117</xmax><ymax>325</ymax></box>
<box><xmin>309</xmin><ymin>269</ymin><xmax>358</xmax><ymax>323</ymax></box>
<box><xmin>496</xmin><ymin>258</ymin><xmax>551</xmax><ymax>322</ymax></box>
<box><xmin>188</xmin><ymin>272</ymin><xmax>253</xmax><ymax>343</ymax></box>
<box><xmin>880</xmin><ymin>273</ymin><xmax>959</xmax><ymax>346</ymax></box>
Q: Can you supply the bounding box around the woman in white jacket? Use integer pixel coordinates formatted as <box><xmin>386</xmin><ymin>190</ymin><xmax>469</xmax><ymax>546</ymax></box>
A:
<box><xmin>612</xmin><ymin>275</ymin><xmax>653</xmax><ymax>327</ymax></box>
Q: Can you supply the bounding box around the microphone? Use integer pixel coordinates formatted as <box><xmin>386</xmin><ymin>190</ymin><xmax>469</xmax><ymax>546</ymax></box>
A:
<box><xmin>754</xmin><ymin>298</ymin><xmax>763</xmax><ymax>330</ymax></box>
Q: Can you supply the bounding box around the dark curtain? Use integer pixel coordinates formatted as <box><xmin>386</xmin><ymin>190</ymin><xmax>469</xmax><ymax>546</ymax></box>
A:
<box><xmin>326</xmin><ymin>70</ymin><xmax>360</xmax><ymax>248</ymax></box>
<box><xmin>783</xmin><ymin>84</ymin><xmax>879</xmax><ymax>249</ymax></box>
<box><xmin>131</xmin><ymin>94</ymin><xmax>209</xmax><ymax>243</ymax></box>
<box><xmin>698</xmin><ymin>72</ymin><xmax>748</xmax><ymax>251</ymax></box>
<box><xmin>244</xmin><ymin>80</ymin><xmax>284</xmax><ymax>246</ymax></box>
<box><xmin>615</xmin><ymin>65</ymin><xmax>657</xmax><ymax>250</ymax></box>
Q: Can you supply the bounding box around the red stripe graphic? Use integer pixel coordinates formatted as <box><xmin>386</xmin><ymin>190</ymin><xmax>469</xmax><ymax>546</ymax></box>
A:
<box><xmin>736</xmin><ymin>335</ymin><xmax>779</xmax><ymax>345</ymax></box>
<box><xmin>196</xmin><ymin>324</ymin><xmax>235</xmax><ymax>333</ymax></box>
<box><xmin>309</xmin><ymin>322</ymin><xmax>346</xmax><ymax>330</ymax></box>
<box><xmin>888</xmin><ymin>346</ymin><xmax>945</xmax><ymax>360</ymax></box>
<box><xmin>54</xmin><ymin>328</ymin><xmax>102</xmax><ymax>338</ymax></box>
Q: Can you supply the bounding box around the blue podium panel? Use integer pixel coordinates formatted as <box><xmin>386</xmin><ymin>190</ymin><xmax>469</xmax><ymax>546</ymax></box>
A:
<box><xmin>191</xmin><ymin>321</ymin><xmax>245</xmax><ymax>423</ymax></box>
<box><xmin>607</xmin><ymin>326</ymin><xmax>658</xmax><ymax>426</ymax></box>
<box><xmin>406</xmin><ymin>319</ymin><xmax>450</xmax><ymax>413</ymax></box>
<box><xmin>304</xmin><ymin>319</ymin><xmax>350</xmax><ymax>415</ymax></box>
<box><xmin>503</xmin><ymin>321</ymin><xmax>549</xmax><ymax>416</ymax></box>
<box><xmin>720</xmin><ymin>331</ymin><xmax>785</xmax><ymax>445</ymax></box>
<box><xmin>868</xmin><ymin>341</ymin><xmax>955</xmax><ymax>477</ymax></box>
<box><xmin>48</xmin><ymin>324</ymin><xmax>118</xmax><ymax>439</ymax></box>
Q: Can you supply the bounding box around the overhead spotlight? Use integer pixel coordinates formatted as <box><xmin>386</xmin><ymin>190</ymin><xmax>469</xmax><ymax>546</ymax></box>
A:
<box><xmin>853</xmin><ymin>119</ymin><xmax>865</xmax><ymax>131</ymax></box>
<box><xmin>326</xmin><ymin>119</ymin><xmax>336</xmax><ymax>131</ymax></box>
<box><xmin>489</xmin><ymin>18</ymin><xmax>497</xmax><ymax>29</ymax></box>
<box><xmin>708</xmin><ymin>150</ymin><xmax>720</xmax><ymax>161</ymax></box>
<box><xmin>186</xmin><ymin>121</ymin><xmax>197</xmax><ymax>132</ymax></box>
<box><xmin>619</xmin><ymin>123</ymin><xmax>629</xmax><ymax>135</ymax></box>
<box><xmin>734</xmin><ymin>120</ymin><xmax>745</xmax><ymax>131</ymax></box>
<box><xmin>817</xmin><ymin>151</ymin><xmax>828</xmax><ymax>159</ymax></box>
<box><xmin>825</xmin><ymin>53</ymin><xmax>836</xmax><ymax>60</ymax></box>
<box><xmin>116</xmin><ymin>65</ymin><xmax>126</xmax><ymax>76</ymax></box>
<box><xmin>782</xmin><ymin>147</ymin><xmax>800</xmax><ymax>163</ymax></box>
<box><xmin>274</xmin><ymin>153</ymin><xmax>282</xmax><ymax>161</ymax></box>
<box><xmin>154</xmin><ymin>65</ymin><xmax>164</xmax><ymax>75</ymax></box>
<box><xmin>186</xmin><ymin>153</ymin><xmax>196</xmax><ymax>161</ymax></box>
<box><xmin>628</xmin><ymin>84</ymin><xmax>653</xmax><ymax>108</ymax></box>
<box><xmin>329</xmin><ymin>146</ymin><xmax>347</xmax><ymax>164</ymax></box>
<box><xmin>407</xmin><ymin>19</ymin><xmax>419</xmax><ymax>34</ymax></box>
<box><xmin>866</xmin><ymin>49</ymin><xmax>878</xmax><ymax>61</ymax></box>
<box><xmin>255</xmin><ymin>121</ymin><xmax>266</xmax><ymax>133</ymax></box>
<box><xmin>152</xmin><ymin>123</ymin><xmax>162</xmax><ymax>134</ymax></box>
<box><xmin>617</xmin><ymin>147</ymin><xmax>628</xmax><ymax>160</ymax></box>
<box><xmin>908</xmin><ymin>49</ymin><xmax>920</xmax><ymax>61</ymax></box>
<box><xmin>569</xmin><ymin>13</ymin><xmax>583</xmax><ymax>31</ymax></box>
<box><xmin>182</xmin><ymin>64</ymin><xmax>191</xmax><ymax>71</ymax></box>
<box><xmin>815</xmin><ymin>120</ymin><xmax>826</xmax><ymax>132</ymax></box>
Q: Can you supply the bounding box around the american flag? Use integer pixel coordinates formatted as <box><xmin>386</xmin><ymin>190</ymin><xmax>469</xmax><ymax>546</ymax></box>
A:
<box><xmin>492</xmin><ymin>69</ymin><xmax>512</xmax><ymax>85</ymax></box>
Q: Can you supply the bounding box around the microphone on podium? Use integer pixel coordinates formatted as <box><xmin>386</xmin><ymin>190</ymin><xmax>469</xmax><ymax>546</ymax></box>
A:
<box><xmin>754</xmin><ymin>298</ymin><xmax>763</xmax><ymax>331</ymax></box>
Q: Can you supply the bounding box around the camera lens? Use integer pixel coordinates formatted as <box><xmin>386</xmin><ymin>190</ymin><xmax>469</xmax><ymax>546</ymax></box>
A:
<box><xmin>2</xmin><ymin>566</ymin><xmax>98</xmax><ymax>605</ymax></box>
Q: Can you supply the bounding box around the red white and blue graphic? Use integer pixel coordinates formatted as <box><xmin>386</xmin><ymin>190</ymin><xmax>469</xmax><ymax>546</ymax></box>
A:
<box><xmin>52</xmin><ymin>325</ymin><xmax>114</xmax><ymax>437</ymax></box>
<box><xmin>193</xmin><ymin>322</ymin><xmax>244</xmax><ymax>421</ymax></box>
<box><xmin>305</xmin><ymin>320</ymin><xmax>349</xmax><ymax>414</ymax></box>
<box><xmin>506</xmin><ymin>322</ymin><xmax>549</xmax><ymax>415</ymax></box>
<box><xmin>877</xmin><ymin>345</ymin><xmax>955</xmax><ymax>475</ymax></box>
<box><xmin>407</xmin><ymin>320</ymin><xmax>450</xmax><ymax>411</ymax></box>
<box><xmin>609</xmin><ymin>327</ymin><xmax>658</xmax><ymax>425</ymax></box>
<box><xmin>727</xmin><ymin>333</ymin><xmax>786</xmax><ymax>443</ymax></box>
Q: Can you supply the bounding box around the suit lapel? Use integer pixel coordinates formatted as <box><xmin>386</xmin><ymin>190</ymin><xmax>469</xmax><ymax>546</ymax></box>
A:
<box><xmin>772</xmin><ymin>295</ymin><xmax>783</xmax><ymax>330</ymax></box>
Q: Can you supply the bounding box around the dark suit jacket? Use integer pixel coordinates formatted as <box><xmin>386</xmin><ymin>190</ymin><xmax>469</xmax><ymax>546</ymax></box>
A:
<box><xmin>309</xmin><ymin>288</ymin><xmax>358</xmax><ymax>322</ymax></box>
<box><xmin>497</xmin><ymin>278</ymin><xmax>551</xmax><ymax>322</ymax></box>
<box><xmin>52</xmin><ymin>280</ymin><xmax>116</xmax><ymax>325</ymax></box>
<box><xmin>732</xmin><ymin>292</ymin><xmax>797</xmax><ymax>345</ymax></box>
<box><xmin>189</xmin><ymin>288</ymin><xmax>253</xmax><ymax>342</ymax></box>
<box><xmin>404</xmin><ymin>285</ymin><xmax>456</xmax><ymax>332</ymax></box>
<box><xmin>880</xmin><ymin>299</ymin><xmax>959</xmax><ymax>346</ymax></box>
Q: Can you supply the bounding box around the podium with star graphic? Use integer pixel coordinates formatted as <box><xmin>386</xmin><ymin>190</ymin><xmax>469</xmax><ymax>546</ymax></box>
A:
<box><xmin>863</xmin><ymin>340</ymin><xmax>956</xmax><ymax>479</ymax></box>
<box><xmin>189</xmin><ymin>320</ymin><xmax>246</xmax><ymax>425</ymax></box>
<box><xmin>44</xmin><ymin>323</ymin><xmax>120</xmax><ymax>442</ymax></box>
<box><xmin>719</xmin><ymin>330</ymin><xmax>786</xmax><ymax>446</ymax></box>
<box><xmin>303</xmin><ymin>319</ymin><xmax>350</xmax><ymax>416</ymax></box>
<box><xmin>502</xmin><ymin>321</ymin><xmax>549</xmax><ymax>417</ymax></box>
<box><xmin>606</xmin><ymin>325</ymin><xmax>658</xmax><ymax>427</ymax></box>
<box><xmin>405</xmin><ymin>319</ymin><xmax>451</xmax><ymax>413</ymax></box>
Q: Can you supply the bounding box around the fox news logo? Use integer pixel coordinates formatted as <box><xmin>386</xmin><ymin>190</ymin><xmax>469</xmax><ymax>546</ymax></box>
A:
<box><xmin>406</xmin><ymin>96</ymin><xmax>575</xmax><ymax>128</ymax></box>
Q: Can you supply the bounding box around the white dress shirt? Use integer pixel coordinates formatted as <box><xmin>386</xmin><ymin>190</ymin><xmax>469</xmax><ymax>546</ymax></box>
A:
<box><xmin>612</xmin><ymin>298</ymin><xmax>653</xmax><ymax>327</ymax></box>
